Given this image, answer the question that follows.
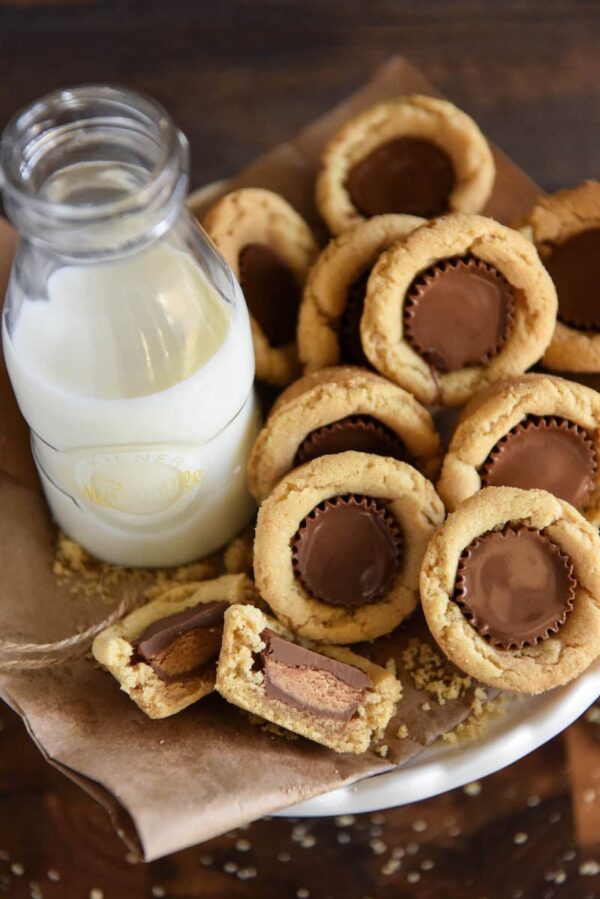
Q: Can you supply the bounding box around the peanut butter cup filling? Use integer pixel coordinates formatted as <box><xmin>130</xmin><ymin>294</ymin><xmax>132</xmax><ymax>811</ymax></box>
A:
<box><xmin>346</xmin><ymin>137</ymin><xmax>455</xmax><ymax>219</ymax></box>
<box><xmin>454</xmin><ymin>526</ymin><xmax>576</xmax><ymax>649</ymax></box>
<box><xmin>238</xmin><ymin>243</ymin><xmax>300</xmax><ymax>345</ymax></box>
<box><xmin>544</xmin><ymin>228</ymin><xmax>600</xmax><ymax>331</ymax></box>
<box><xmin>480</xmin><ymin>416</ymin><xmax>597</xmax><ymax>509</ymax></box>
<box><xmin>339</xmin><ymin>267</ymin><xmax>372</xmax><ymax>366</ymax></box>
<box><xmin>258</xmin><ymin>628</ymin><xmax>371</xmax><ymax>721</ymax></box>
<box><xmin>295</xmin><ymin>415</ymin><xmax>409</xmax><ymax>466</ymax></box>
<box><xmin>291</xmin><ymin>494</ymin><xmax>403</xmax><ymax>609</ymax></box>
<box><xmin>135</xmin><ymin>601</ymin><xmax>228</xmax><ymax>681</ymax></box>
<box><xmin>404</xmin><ymin>255</ymin><xmax>515</xmax><ymax>372</ymax></box>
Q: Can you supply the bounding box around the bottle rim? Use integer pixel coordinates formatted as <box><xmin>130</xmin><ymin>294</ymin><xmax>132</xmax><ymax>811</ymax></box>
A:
<box><xmin>0</xmin><ymin>84</ymin><xmax>187</xmax><ymax>228</ymax></box>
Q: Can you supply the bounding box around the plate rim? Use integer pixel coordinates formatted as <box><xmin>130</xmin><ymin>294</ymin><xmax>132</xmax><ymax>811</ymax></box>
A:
<box><xmin>277</xmin><ymin>659</ymin><xmax>600</xmax><ymax>817</ymax></box>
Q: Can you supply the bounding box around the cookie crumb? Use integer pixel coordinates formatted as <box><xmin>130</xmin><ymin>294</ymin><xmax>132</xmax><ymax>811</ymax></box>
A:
<box><xmin>579</xmin><ymin>860</ymin><xmax>600</xmax><ymax>876</ymax></box>
<box><xmin>407</xmin><ymin>872</ymin><xmax>421</xmax><ymax>883</ymax></box>
<box><xmin>527</xmin><ymin>794</ymin><xmax>541</xmax><ymax>807</ymax></box>
<box><xmin>11</xmin><ymin>864</ymin><xmax>24</xmax><ymax>877</ymax></box>
<box><xmin>235</xmin><ymin>838</ymin><xmax>251</xmax><ymax>852</ymax></box>
<box><xmin>369</xmin><ymin>839</ymin><xmax>387</xmax><ymax>855</ymax></box>
<box><xmin>337</xmin><ymin>832</ymin><xmax>351</xmax><ymax>845</ymax></box>
<box><xmin>382</xmin><ymin>858</ymin><xmax>401</xmax><ymax>875</ymax></box>
<box><xmin>376</xmin><ymin>744</ymin><xmax>389</xmax><ymax>757</ymax></box>
<box><xmin>46</xmin><ymin>871</ymin><xmax>60</xmax><ymax>882</ymax></box>
<box><xmin>463</xmin><ymin>781</ymin><xmax>482</xmax><ymax>796</ymax></box>
<box><xmin>402</xmin><ymin>638</ymin><xmax>471</xmax><ymax>703</ymax></box>
<box><xmin>396</xmin><ymin>725</ymin><xmax>409</xmax><ymax>739</ymax></box>
<box><xmin>513</xmin><ymin>832</ymin><xmax>528</xmax><ymax>845</ymax></box>
<box><xmin>335</xmin><ymin>815</ymin><xmax>355</xmax><ymax>827</ymax></box>
<box><xmin>89</xmin><ymin>890</ymin><xmax>104</xmax><ymax>899</ymax></box>
<box><xmin>277</xmin><ymin>852</ymin><xmax>291</xmax><ymax>863</ymax></box>
<box><xmin>151</xmin><ymin>887</ymin><xmax>166</xmax><ymax>898</ymax></box>
<box><xmin>443</xmin><ymin>691</ymin><xmax>505</xmax><ymax>744</ymax></box>
<box><xmin>237</xmin><ymin>867</ymin><xmax>257</xmax><ymax>880</ymax></box>
<box><xmin>412</xmin><ymin>819</ymin><xmax>427</xmax><ymax>832</ymax></box>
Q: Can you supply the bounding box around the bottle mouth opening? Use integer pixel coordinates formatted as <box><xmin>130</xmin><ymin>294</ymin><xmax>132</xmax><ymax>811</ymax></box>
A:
<box><xmin>0</xmin><ymin>85</ymin><xmax>187</xmax><ymax>227</ymax></box>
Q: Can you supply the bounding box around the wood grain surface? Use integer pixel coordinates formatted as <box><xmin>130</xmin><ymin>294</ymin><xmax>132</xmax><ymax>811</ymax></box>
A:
<box><xmin>0</xmin><ymin>0</ymin><xmax>599</xmax><ymax>896</ymax></box>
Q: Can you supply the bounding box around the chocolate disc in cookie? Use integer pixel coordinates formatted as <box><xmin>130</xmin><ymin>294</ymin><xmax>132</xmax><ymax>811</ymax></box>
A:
<box><xmin>338</xmin><ymin>267</ymin><xmax>373</xmax><ymax>367</ymax></box>
<box><xmin>347</xmin><ymin>137</ymin><xmax>456</xmax><ymax>220</ymax></box>
<box><xmin>454</xmin><ymin>526</ymin><xmax>576</xmax><ymax>649</ymax></box>
<box><xmin>404</xmin><ymin>255</ymin><xmax>515</xmax><ymax>372</ymax></box>
<box><xmin>544</xmin><ymin>228</ymin><xmax>600</xmax><ymax>332</ymax></box>
<box><xmin>292</xmin><ymin>494</ymin><xmax>403</xmax><ymax>609</ymax></box>
<box><xmin>295</xmin><ymin>414</ymin><xmax>409</xmax><ymax>467</ymax></box>
<box><xmin>481</xmin><ymin>416</ymin><xmax>597</xmax><ymax>509</ymax></box>
<box><xmin>238</xmin><ymin>243</ymin><xmax>301</xmax><ymax>346</ymax></box>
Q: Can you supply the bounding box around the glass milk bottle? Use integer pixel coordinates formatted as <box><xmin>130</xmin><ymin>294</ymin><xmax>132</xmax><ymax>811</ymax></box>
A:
<box><xmin>0</xmin><ymin>86</ymin><xmax>259</xmax><ymax>566</ymax></box>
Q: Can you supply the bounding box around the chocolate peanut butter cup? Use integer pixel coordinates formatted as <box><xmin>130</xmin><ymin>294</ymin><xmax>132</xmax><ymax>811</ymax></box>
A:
<box><xmin>480</xmin><ymin>416</ymin><xmax>597</xmax><ymax>509</ymax></box>
<box><xmin>339</xmin><ymin>267</ymin><xmax>373</xmax><ymax>366</ymax></box>
<box><xmin>295</xmin><ymin>414</ymin><xmax>409</xmax><ymax>467</ymax></box>
<box><xmin>92</xmin><ymin>573</ymin><xmax>256</xmax><ymax>719</ymax></box>
<box><xmin>136</xmin><ymin>601</ymin><xmax>228</xmax><ymax>682</ymax></box>
<box><xmin>292</xmin><ymin>494</ymin><xmax>403</xmax><ymax>609</ymax></box>
<box><xmin>203</xmin><ymin>188</ymin><xmax>318</xmax><ymax>385</ymax></box>
<box><xmin>216</xmin><ymin>604</ymin><xmax>401</xmax><ymax>753</ymax></box>
<box><xmin>316</xmin><ymin>96</ymin><xmax>495</xmax><ymax>236</ymax></box>
<box><xmin>347</xmin><ymin>137</ymin><xmax>456</xmax><ymax>220</ymax></box>
<box><xmin>404</xmin><ymin>255</ymin><xmax>516</xmax><ymax>373</ymax></box>
<box><xmin>454</xmin><ymin>526</ymin><xmax>576</xmax><ymax>650</ymax></box>
<box><xmin>544</xmin><ymin>228</ymin><xmax>600</xmax><ymax>332</ymax></box>
<box><xmin>258</xmin><ymin>628</ymin><xmax>372</xmax><ymax>721</ymax></box>
<box><xmin>238</xmin><ymin>243</ymin><xmax>300</xmax><ymax>346</ymax></box>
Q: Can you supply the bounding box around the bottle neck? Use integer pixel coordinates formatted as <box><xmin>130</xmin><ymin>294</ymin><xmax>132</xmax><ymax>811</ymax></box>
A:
<box><xmin>0</xmin><ymin>86</ymin><xmax>189</xmax><ymax>260</ymax></box>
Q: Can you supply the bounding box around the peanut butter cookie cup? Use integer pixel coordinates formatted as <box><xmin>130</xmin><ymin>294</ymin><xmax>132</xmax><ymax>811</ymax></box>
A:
<box><xmin>420</xmin><ymin>487</ymin><xmax>600</xmax><ymax>692</ymax></box>
<box><xmin>92</xmin><ymin>574</ymin><xmax>257</xmax><ymax>719</ymax></box>
<box><xmin>438</xmin><ymin>374</ymin><xmax>600</xmax><ymax>524</ymax></box>
<box><xmin>216</xmin><ymin>604</ymin><xmax>401</xmax><ymax>754</ymax></box>
<box><xmin>203</xmin><ymin>188</ymin><xmax>319</xmax><ymax>385</ymax></box>
<box><xmin>360</xmin><ymin>214</ymin><xmax>558</xmax><ymax>406</ymax></box>
<box><xmin>298</xmin><ymin>214</ymin><xmax>424</xmax><ymax>371</ymax></box>
<box><xmin>253</xmin><ymin>451</ymin><xmax>445</xmax><ymax>644</ymax></box>
<box><xmin>520</xmin><ymin>182</ymin><xmax>600</xmax><ymax>373</ymax></box>
<box><xmin>248</xmin><ymin>366</ymin><xmax>442</xmax><ymax>501</ymax></box>
<box><xmin>316</xmin><ymin>95</ymin><xmax>495</xmax><ymax>235</ymax></box>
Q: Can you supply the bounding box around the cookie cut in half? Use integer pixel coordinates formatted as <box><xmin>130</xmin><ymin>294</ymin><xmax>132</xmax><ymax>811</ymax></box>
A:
<box><xmin>248</xmin><ymin>366</ymin><xmax>442</xmax><ymax>501</ymax></box>
<box><xmin>420</xmin><ymin>487</ymin><xmax>600</xmax><ymax>692</ymax></box>
<box><xmin>298</xmin><ymin>214</ymin><xmax>424</xmax><ymax>371</ymax></box>
<box><xmin>216</xmin><ymin>604</ymin><xmax>401</xmax><ymax>754</ymax></box>
<box><xmin>360</xmin><ymin>214</ymin><xmax>558</xmax><ymax>406</ymax></box>
<box><xmin>519</xmin><ymin>181</ymin><xmax>600</xmax><ymax>373</ymax></box>
<box><xmin>438</xmin><ymin>374</ymin><xmax>600</xmax><ymax>525</ymax></box>
<box><xmin>316</xmin><ymin>95</ymin><xmax>495</xmax><ymax>235</ymax></box>
<box><xmin>92</xmin><ymin>574</ymin><xmax>257</xmax><ymax>718</ymax></box>
<box><xmin>203</xmin><ymin>188</ymin><xmax>319</xmax><ymax>385</ymax></box>
<box><xmin>253</xmin><ymin>451</ymin><xmax>445</xmax><ymax>644</ymax></box>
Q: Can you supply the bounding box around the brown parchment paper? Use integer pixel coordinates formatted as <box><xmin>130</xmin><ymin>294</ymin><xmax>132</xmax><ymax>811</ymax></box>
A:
<box><xmin>0</xmin><ymin>57</ymin><xmax>541</xmax><ymax>862</ymax></box>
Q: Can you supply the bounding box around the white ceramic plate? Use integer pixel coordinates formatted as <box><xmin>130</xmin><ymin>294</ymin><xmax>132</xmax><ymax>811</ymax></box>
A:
<box><xmin>279</xmin><ymin>659</ymin><xmax>600</xmax><ymax>816</ymax></box>
<box><xmin>188</xmin><ymin>182</ymin><xmax>600</xmax><ymax>818</ymax></box>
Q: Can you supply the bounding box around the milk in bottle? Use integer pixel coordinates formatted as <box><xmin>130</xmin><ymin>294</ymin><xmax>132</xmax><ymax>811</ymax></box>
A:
<box><xmin>0</xmin><ymin>86</ymin><xmax>259</xmax><ymax>566</ymax></box>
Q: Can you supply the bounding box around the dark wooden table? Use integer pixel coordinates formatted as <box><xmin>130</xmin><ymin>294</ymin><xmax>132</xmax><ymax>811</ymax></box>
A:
<box><xmin>0</xmin><ymin>1</ymin><xmax>599</xmax><ymax>896</ymax></box>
